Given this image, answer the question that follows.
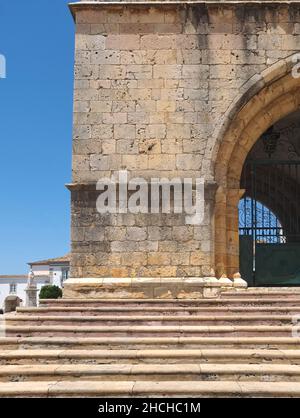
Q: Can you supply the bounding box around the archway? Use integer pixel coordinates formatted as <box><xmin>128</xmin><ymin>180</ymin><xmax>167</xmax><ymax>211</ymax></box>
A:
<box><xmin>212</xmin><ymin>55</ymin><xmax>300</xmax><ymax>282</ymax></box>
<box><xmin>238</xmin><ymin>109</ymin><xmax>300</xmax><ymax>286</ymax></box>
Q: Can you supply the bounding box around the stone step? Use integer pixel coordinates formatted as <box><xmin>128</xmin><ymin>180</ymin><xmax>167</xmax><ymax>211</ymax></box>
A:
<box><xmin>1</xmin><ymin>348</ymin><xmax>300</xmax><ymax>365</ymax></box>
<box><xmin>222</xmin><ymin>291</ymin><xmax>300</xmax><ymax>299</ymax></box>
<box><xmin>3</xmin><ymin>293</ymin><xmax>300</xmax><ymax>397</ymax></box>
<box><xmin>16</xmin><ymin>306</ymin><xmax>300</xmax><ymax>316</ymax></box>
<box><xmin>4</xmin><ymin>314</ymin><xmax>296</xmax><ymax>326</ymax></box>
<box><xmin>2</xmin><ymin>363</ymin><xmax>300</xmax><ymax>382</ymax></box>
<box><xmin>2</xmin><ymin>380</ymin><xmax>300</xmax><ymax>397</ymax></box>
<box><xmin>3</xmin><ymin>324</ymin><xmax>298</xmax><ymax>338</ymax></box>
<box><xmin>231</xmin><ymin>287</ymin><xmax>300</xmax><ymax>291</ymax></box>
<box><xmin>1</xmin><ymin>337</ymin><xmax>300</xmax><ymax>350</ymax></box>
<box><xmin>39</xmin><ymin>298</ymin><xmax>300</xmax><ymax>307</ymax></box>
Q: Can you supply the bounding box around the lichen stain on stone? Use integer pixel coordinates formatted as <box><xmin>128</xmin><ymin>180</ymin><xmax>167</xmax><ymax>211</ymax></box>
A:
<box><xmin>184</xmin><ymin>5</ymin><xmax>209</xmax><ymax>50</ymax></box>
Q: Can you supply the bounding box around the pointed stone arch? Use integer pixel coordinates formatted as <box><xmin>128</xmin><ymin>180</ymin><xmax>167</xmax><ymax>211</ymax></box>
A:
<box><xmin>209</xmin><ymin>54</ymin><xmax>300</xmax><ymax>280</ymax></box>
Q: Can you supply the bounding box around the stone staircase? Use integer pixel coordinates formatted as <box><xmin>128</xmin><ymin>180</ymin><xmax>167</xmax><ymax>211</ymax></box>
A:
<box><xmin>1</xmin><ymin>289</ymin><xmax>300</xmax><ymax>397</ymax></box>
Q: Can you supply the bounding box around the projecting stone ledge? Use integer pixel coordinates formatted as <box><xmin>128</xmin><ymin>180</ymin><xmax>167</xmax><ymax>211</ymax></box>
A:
<box><xmin>72</xmin><ymin>0</ymin><xmax>300</xmax><ymax>3</ymax></box>
<box><xmin>69</xmin><ymin>0</ymin><xmax>300</xmax><ymax>15</ymax></box>
<box><xmin>62</xmin><ymin>277</ymin><xmax>242</xmax><ymax>300</ymax></box>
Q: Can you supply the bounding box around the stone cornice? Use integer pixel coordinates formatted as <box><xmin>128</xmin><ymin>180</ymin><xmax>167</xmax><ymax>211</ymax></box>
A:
<box><xmin>66</xmin><ymin>181</ymin><xmax>218</xmax><ymax>193</ymax></box>
<box><xmin>66</xmin><ymin>183</ymin><xmax>97</xmax><ymax>191</ymax></box>
<box><xmin>69</xmin><ymin>0</ymin><xmax>300</xmax><ymax>19</ymax></box>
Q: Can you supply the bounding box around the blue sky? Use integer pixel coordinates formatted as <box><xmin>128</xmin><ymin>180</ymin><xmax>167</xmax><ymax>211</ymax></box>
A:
<box><xmin>0</xmin><ymin>1</ymin><xmax>74</xmax><ymax>273</ymax></box>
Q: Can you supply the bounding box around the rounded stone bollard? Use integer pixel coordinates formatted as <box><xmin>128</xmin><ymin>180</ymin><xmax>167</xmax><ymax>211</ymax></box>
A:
<box><xmin>4</xmin><ymin>295</ymin><xmax>22</xmax><ymax>313</ymax></box>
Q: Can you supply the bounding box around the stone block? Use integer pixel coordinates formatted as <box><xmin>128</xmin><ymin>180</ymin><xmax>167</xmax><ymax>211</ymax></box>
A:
<box><xmin>148</xmin><ymin>226</ymin><xmax>172</xmax><ymax>241</ymax></box>
<box><xmin>106</xmin><ymin>35</ymin><xmax>140</xmax><ymax>50</ymax></box>
<box><xmin>99</xmin><ymin>65</ymin><xmax>127</xmax><ymax>80</ymax></box>
<box><xmin>114</xmin><ymin>124</ymin><xmax>136</xmax><ymax>140</ymax></box>
<box><xmin>159</xmin><ymin>240</ymin><xmax>178</xmax><ymax>252</ymax></box>
<box><xmin>121</xmin><ymin>252</ymin><xmax>147</xmax><ymax>267</ymax></box>
<box><xmin>148</xmin><ymin>154</ymin><xmax>175</xmax><ymax>170</ymax></box>
<box><xmin>171</xmin><ymin>252</ymin><xmax>190</xmax><ymax>266</ymax></box>
<box><xmin>90</xmin><ymin>154</ymin><xmax>121</xmax><ymax>171</ymax></box>
<box><xmin>102</xmin><ymin>112</ymin><xmax>127</xmax><ymax>124</ymax></box>
<box><xmin>176</xmin><ymin>154</ymin><xmax>201</xmax><ymax>170</ymax></box>
<box><xmin>172</xmin><ymin>226</ymin><xmax>194</xmax><ymax>242</ymax></box>
<box><xmin>141</xmin><ymin>35</ymin><xmax>176</xmax><ymax>50</ymax></box>
<box><xmin>73</xmin><ymin>155</ymin><xmax>90</xmax><ymax>171</ymax></box>
<box><xmin>182</xmin><ymin>65</ymin><xmax>209</xmax><ymax>79</ymax></box>
<box><xmin>84</xmin><ymin>227</ymin><xmax>105</xmax><ymax>242</ymax></box>
<box><xmin>91</xmin><ymin>124</ymin><xmax>114</xmax><ymax>139</ymax></box>
<box><xmin>76</xmin><ymin>34</ymin><xmax>106</xmax><ymax>50</ymax></box>
<box><xmin>166</xmin><ymin>124</ymin><xmax>191</xmax><ymax>139</ymax></box>
<box><xmin>153</xmin><ymin>65</ymin><xmax>182</xmax><ymax>79</ymax></box>
<box><xmin>127</xmin><ymin>65</ymin><xmax>153</xmax><ymax>80</ymax></box>
<box><xmin>116</xmin><ymin>139</ymin><xmax>138</xmax><ymax>154</ymax></box>
<box><xmin>122</xmin><ymin>155</ymin><xmax>148</xmax><ymax>170</ymax></box>
<box><xmin>148</xmin><ymin>252</ymin><xmax>171</xmax><ymax>266</ymax></box>
<box><xmin>73</xmin><ymin>125</ymin><xmax>92</xmax><ymax>140</ymax></box>
<box><xmin>156</xmin><ymin>101</ymin><xmax>176</xmax><ymax>112</ymax></box>
<box><xmin>102</xmin><ymin>140</ymin><xmax>116</xmax><ymax>154</ymax></box>
<box><xmin>111</xmin><ymin>241</ymin><xmax>137</xmax><ymax>252</ymax></box>
<box><xmin>145</xmin><ymin>124</ymin><xmax>166</xmax><ymax>139</ymax></box>
<box><xmin>91</xmin><ymin>50</ymin><xmax>121</xmax><ymax>65</ymax></box>
<box><xmin>190</xmin><ymin>251</ymin><xmax>207</xmax><ymax>266</ymax></box>
<box><xmin>105</xmin><ymin>227</ymin><xmax>126</xmax><ymax>241</ymax></box>
<box><xmin>126</xmin><ymin>227</ymin><xmax>147</xmax><ymax>241</ymax></box>
<box><xmin>90</xmin><ymin>101</ymin><xmax>112</xmax><ymax>113</ymax></box>
<box><xmin>128</xmin><ymin>112</ymin><xmax>150</xmax><ymax>124</ymax></box>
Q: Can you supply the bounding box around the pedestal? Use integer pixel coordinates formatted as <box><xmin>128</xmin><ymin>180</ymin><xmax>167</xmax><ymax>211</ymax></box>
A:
<box><xmin>26</xmin><ymin>287</ymin><xmax>39</xmax><ymax>307</ymax></box>
<box><xmin>63</xmin><ymin>277</ymin><xmax>235</xmax><ymax>300</ymax></box>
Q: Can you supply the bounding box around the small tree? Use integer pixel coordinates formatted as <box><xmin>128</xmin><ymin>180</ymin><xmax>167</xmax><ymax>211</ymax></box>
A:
<box><xmin>39</xmin><ymin>285</ymin><xmax>62</xmax><ymax>300</ymax></box>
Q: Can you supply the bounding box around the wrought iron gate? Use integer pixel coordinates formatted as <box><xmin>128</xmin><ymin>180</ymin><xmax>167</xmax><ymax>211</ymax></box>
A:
<box><xmin>239</xmin><ymin>160</ymin><xmax>300</xmax><ymax>286</ymax></box>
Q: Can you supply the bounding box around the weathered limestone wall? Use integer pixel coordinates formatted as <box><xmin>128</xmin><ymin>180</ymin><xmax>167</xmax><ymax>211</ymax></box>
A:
<box><xmin>70</xmin><ymin>2</ymin><xmax>300</xmax><ymax>279</ymax></box>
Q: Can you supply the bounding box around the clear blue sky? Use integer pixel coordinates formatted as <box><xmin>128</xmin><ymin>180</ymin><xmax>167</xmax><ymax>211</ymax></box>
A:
<box><xmin>0</xmin><ymin>1</ymin><xmax>74</xmax><ymax>273</ymax></box>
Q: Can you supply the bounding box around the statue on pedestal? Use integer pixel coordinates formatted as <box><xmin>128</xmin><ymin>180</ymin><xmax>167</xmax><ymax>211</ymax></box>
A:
<box><xmin>26</xmin><ymin>269</ymin><xmax>38</xmax><ymax>307</ymax></box>
<box><xmin>27</xmin><ymin>269</ymin><xmax>36</xmax><ymax>289</ymax></box>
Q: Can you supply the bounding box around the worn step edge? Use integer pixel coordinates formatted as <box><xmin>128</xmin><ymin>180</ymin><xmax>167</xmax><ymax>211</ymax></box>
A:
<box><xmin>1</xmin><ymin>348</ymin><xmax>300</xmax><ymax>360</ymax></box>
<box><xmin>224</xmin><ymin>287</ymin><xmax>300</xmax><ymax>291</ymax></box>
<box><xmin>223</xmin><ymin>293</ymin><xmax>300</xmax><ymax>296</ymax></box>
<box><xmin>1</xmin><ymin>336</ymin><xmax>300</xmax><ymax>349</ymax></box>
<box><xmin>39</xmin><ymin>298</ymin><xmax>300</xmax><ymax>304</ymax></box>
<box><xmin>2</xmin><ymin>325</ymin><xmax>298</xmax><ymax>332</ymax></box>
<box><xmin>16</xmin><ymin>307</ymin><xmax>300</xmax><ymax>314</ymax></box>
<box><xmin>5</xmin><ymin>314</ymin><xmax>297</xmax><ymax>322</ymax></box>
<box><xmin>2</xmin><ymin>363</ymin><xmax>300</xmax><ymax>378</ymax></box>
<box><xmin>2</xmin><ymin>381</ymin><xmax>300</xmax><ymax>397</ymax></box>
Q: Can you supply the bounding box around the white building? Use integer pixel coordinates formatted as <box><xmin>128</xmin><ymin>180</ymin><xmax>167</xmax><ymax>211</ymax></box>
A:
<box><xmin>28</xmin><ymin>255</ymin><xmax>70</xmax><ymax>289</ymax></box>
<box><xmin>0</xmin><ymin>255</ymin><xmax>70</xmax><ymax>310</ymax></box>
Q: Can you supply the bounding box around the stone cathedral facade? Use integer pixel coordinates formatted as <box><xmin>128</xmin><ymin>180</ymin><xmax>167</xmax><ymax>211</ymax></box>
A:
<box><xmin>64</xmin><ymin>0</ymin><xmax>300</xmax><ymax>298</ymax></box>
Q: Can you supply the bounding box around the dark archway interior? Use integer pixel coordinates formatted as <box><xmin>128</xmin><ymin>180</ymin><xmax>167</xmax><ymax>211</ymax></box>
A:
<box><xmin>240</xmin><ymin>109</ymin><xmax>300</xmax><ymax>243</ymax></box>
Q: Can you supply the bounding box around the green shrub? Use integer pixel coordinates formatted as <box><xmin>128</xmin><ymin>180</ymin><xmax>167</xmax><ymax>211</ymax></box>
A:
<box><xmin>39</xmin><ymin>285</ymin><xmax>62</xmax><ymax>300</ymax></box>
